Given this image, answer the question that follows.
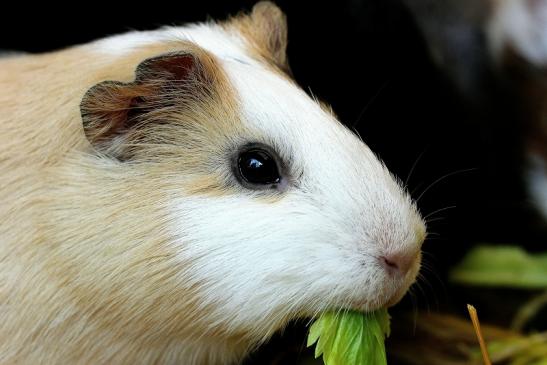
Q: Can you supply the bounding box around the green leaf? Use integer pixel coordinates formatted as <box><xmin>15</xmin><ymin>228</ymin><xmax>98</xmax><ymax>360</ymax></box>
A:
<box><xmin>307</xmin><ymin>309</ymin><xmax>390</xmax><ymax>365</ymax></box>
<box><xmin>450</xmin><ymin>245</ymin><xmax>547</xmax><ymax>289</ymax></box>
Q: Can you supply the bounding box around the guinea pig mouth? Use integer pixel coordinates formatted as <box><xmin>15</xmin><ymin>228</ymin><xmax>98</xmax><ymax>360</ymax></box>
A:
<box><xmin>349</xmin><ymin>258</ymin><xmax>422</xmax><ymax>311</ymax></box>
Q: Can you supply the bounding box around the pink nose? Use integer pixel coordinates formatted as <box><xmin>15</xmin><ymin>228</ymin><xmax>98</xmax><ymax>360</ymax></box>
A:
<box><xmin>380</xmin><ymin>251</ymin><xmax>418</xmax><ymax>275</ymax></box>
<box><xmin>382</xmin><ymin>256</ymin><xmax>399</xmax><ymax>270</ymax></box>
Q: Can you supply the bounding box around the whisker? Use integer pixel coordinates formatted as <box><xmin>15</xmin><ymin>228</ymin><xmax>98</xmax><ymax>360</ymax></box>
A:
<box><xmin>413</xmin><ymin>278</ymin><xmax>430</xmax><ymax>314</ymax></box>
<box><xmin>425</xmin><ymin>217</ymin><xmax>447</xmax><ymax>225</ymax></box>
<box><xmin>405</xmin><ymin>147</ymin><xmax>429</xmax><ymax>188</ymax></box>
<box><xmin>420</xmin><ymin>253</ymin><xmax>448</xmax><ymax>303</ymax></box>
<box><xmin>426</xmin><ymin>228</ymin><xmax>441</xmax><ymax>236</ymax></box>
<box><xmin>419</xmin><ymin>271</ymin><xmax>441</xmax><ymax>311</ymax></box>
<box><xmin>416</xmin><ymin>168</ymin><xmax>477</xmax><ymax>203</ymax></box>
<box><xmin>425</xmin><ymin>231</ymin><xmax>440</xmax><ymax>237</ymax></box>
<box><xmin>410</xmin><ymin>181</ymin><xmax>425</xmax><ymax>197</ymax></box>
<box><xmin>350</xmin><ymin>126</ymin><xmax>365</xmax><ymax>143</ymax></box>
<box><xmin>407</xmin><ymin>287</ymin><xmax>419</xmax><ymax>335</ymax></box>
<box><xmin>423</xmin><ymin>205</ymin><xmax>457</xmax><ymax>221</ymax></box>
<box><xmin>351</xmin><ymin>80</ymin><xmax>391</xmax><ymax>128</ymax></box>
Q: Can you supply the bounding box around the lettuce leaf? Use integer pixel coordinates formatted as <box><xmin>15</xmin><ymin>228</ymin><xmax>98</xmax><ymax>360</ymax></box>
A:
<box><xmin>307</xmin><ymin>309</ymin><xmax>391</xmax><ymax>365</ymax></box>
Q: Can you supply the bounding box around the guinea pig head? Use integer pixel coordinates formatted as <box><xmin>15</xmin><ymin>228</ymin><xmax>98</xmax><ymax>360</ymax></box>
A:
<box><xmin>81</xmin><ymin>1</ymin><xmax>426</xmax><ymax>353</ymax></box>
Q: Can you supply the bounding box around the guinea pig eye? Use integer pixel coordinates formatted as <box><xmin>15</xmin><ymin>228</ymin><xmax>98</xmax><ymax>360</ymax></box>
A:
<box><xmin>237</xmin><ymin>148</ymin><xmax>282</xmax><ymax>187</ymax></box>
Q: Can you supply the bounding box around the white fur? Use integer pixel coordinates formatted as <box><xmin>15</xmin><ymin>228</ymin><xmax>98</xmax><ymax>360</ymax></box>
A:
<box><xmin>92</xmin><ymin>23</ymin><xmax>258</xmax><ymax>67</ymax></box>
<box><xmin>92</xmin><ymin>30</ymin><xmax>161</xmax><ymax>55</ymax></box>
<box><xmin>64</xmin><ymin>19</ymin><xmax>424</xmax><ymax>363</ymax></box>
<box><xmin>488</xmin><ymin>0</ymin><xmax>547</xmax><ymax>66</ymax></box>
<box><xmin>91</xmin><ymin>24</ymin><xmax>426</xmax><ymax>311</ymax></box>
<box><xmin>166</xmin><ymin>25</ymin><xmax>425</xmax><ymax>346</ymax></box>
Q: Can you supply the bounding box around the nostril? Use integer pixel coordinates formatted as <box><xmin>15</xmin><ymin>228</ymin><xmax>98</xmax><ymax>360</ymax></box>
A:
<box><xmin>380</xmin><ymin>249</ymin><xmax>420</xmax><ymax>276</ymax></box>
<box><xmin>381</xmin><ymin>256</ymin><xmax>399</xmax><ymax>270</ymax></box>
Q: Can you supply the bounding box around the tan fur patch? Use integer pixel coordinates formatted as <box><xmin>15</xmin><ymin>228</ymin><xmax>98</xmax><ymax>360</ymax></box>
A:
<box><xmin>80</xmin><ymin>42</ymin><xmax>240</xmax><ymax>159</ymax></box>
<box><xmin>224</xmin><ymin>1</ymin><xmax>292</xmax><ymax>77</ymax></box>
<box><xmin>0</xmin><ymin>37</ymin><xmax>255</xmax><ymax>364</ymax></box>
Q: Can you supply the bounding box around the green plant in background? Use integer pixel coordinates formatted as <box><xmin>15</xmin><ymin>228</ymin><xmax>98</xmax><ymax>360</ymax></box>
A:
<box><xmin>451</xmin><ymin>245</ymin><xmax>547</xmax><ymax>289</ymax></box>
<box><xmin>307</xmin><ymin>309</ymin><xmax>391</xmax><ymax>365</ymax></box>
<box><xmin>451</xmin><ymin>245</ymin><xmax>547</xmax><ymax>364</ymax></box>
<box><xmin>451</xmin><ymin>245</ymin><xmax>547</xmax><ymax>330</ymax></box>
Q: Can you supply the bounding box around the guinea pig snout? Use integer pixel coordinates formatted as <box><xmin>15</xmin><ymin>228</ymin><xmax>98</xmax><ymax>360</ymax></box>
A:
<box><xmin>378</xmin><ymin>236</ymin><xmax>423</xmax><ymax>277</ymax></box>
<box><xmin>379</xmin><ymin>250</ymin><xmax>419</xmax><ymax>276</ymax></box>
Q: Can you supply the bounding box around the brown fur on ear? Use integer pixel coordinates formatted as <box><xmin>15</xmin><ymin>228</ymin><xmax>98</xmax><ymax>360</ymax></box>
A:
<box><xmin>80</xmin><ymin>52</ymin><xmax>216</xmax><ymax>159</ymax></box>
<box><xmin>226</xmin><ymin>1</ymin><xmax>290</xmax><ymax>75</ymax></box>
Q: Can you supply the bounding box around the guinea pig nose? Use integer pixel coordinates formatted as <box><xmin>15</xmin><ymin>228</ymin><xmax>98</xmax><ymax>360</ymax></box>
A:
<box><xmin>380</xmin><ymin>251</ymin><xmax>417</xmax><ymax>276</ymax></box>
<box><xmin>382</xmin><ymin>256</ymin><xmax>399</xmax><ymax>270</ymax></box>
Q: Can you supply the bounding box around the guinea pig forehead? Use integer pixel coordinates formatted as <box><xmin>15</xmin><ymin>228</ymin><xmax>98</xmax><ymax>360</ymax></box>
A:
<box><xmin>226</xmin><ymin>63</ymin><xmax>322</xmax><ymax>134</ymax></box>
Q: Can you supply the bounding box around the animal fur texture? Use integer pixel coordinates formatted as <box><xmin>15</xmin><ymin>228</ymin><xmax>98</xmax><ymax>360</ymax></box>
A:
<box><xmin>0</xmin><ymin>2</ymin><xmax>426</xmax><ymax>364</ymax></box>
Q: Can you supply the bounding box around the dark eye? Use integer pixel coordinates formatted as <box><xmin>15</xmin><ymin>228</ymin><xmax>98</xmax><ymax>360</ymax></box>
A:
<box><xmin>237</xmin><ymin>148</ymin><xmax>281</xmax><ymax>187</ymax></box>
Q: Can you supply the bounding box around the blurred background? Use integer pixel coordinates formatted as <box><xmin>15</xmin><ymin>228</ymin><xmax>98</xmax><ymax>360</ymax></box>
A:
<box><xmin>3</xmin><ymin>0</ymin><xmax>546</xmax><ymax>363</ymax></box>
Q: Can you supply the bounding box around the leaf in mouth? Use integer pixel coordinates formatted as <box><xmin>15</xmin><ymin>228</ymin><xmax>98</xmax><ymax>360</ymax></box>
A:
<box><xmin>307</xmin><ymin>309</ymin><xmax>391</xmax><ymax>365</ymax></box>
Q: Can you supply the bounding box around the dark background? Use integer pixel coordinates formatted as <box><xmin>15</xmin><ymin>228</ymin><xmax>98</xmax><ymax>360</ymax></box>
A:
<box><xmin>3</xmin><ymin>1</ymin><xmax>544</xmax><ymax>363</ymax></box>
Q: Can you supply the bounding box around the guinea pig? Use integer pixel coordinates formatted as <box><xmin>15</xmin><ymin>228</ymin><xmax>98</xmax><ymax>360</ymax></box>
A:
<box><xmin>0</xmin><ymin>2</ymin><xmax>426</xmax><ymax>364</ymax></box>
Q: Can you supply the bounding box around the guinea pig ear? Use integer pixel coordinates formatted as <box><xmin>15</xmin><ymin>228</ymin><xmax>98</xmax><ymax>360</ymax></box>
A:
<box><xmin>229</xmin><ymin>1</ymin><xmax>290</xmax><ymax>74</ymax></box>
<box><xmin>80</xmin><ymin>52</ymin><xmax>205</xmax><ymax>159</ymax></box>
